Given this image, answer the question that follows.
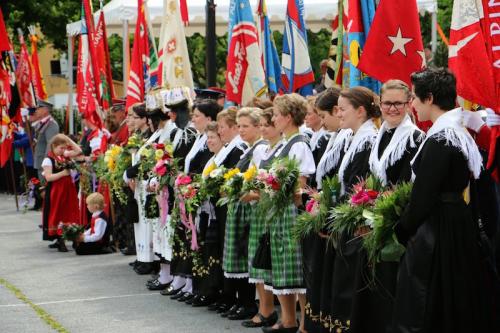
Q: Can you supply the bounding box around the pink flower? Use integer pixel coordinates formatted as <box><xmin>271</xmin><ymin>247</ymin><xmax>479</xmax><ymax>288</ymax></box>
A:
<box><xmin>153</xmin><ymin>143</ymin><xmax>165</xmax><ymax>150</ymax></box>
<box><xmin>175</xmin><ymin>175</ymin><xmax>192</xmax><ymax>186</ymax></box>
<box><xmin>154</xmin><ymin>162</ymin><xmax>167</xmax><ymax>177</ymax></box>
<box><xmin>266</xmin><ymin>175</ymin><xmax>280</xmax><ymax>191</ymax></box>
<box><xmin>305</xmin><ymin>199</ymin><xmax>318</xmax><ymax>213</ymax></box>
<box><xmin>351</xmin><ymin>191</ymin><xmax>373</xmax><ymax>206</ymax></box>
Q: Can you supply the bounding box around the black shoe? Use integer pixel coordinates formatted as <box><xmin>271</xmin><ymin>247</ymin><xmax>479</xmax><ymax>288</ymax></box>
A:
<box><xmin>178</xmin><ymin>292</ymin><xmax>195</xmax><ymax>303</ymax></box>
<box><xmin>169</xmin><ymin>290</ymin><xmax>186</xmax><ymax>299</ymax></box>
<box><xmin>221</xmin><ymin>304</ymin><xmax>239</xmax><ymax>318</ymax></box>
<box><xmin>147</xmin><ymin>279</ymin><xmax>171</xmax><ymax>291</ymax></box>
<box><xmin>191</xmin><ymin>295</ymin><xmax>214</xmax><ymax>307</ymax></box>
<box><xmin>261</xmin><ymin>323</ymin><xmax>299</xmax><ymax>333</ymax></box>
<box><xmin>57</xmin><ymin>239</ymin><xmax>68</xmax><ymax>252</ymax></box>
<box><xmin>48</xmin><ymin>241</ymin><xmax>59</xmax><ymax>249</ymax></box>
<box><xmin>146</xmin><ymin>276</ymin><xmax>160</xmax><ymax>286</ymax></box>
<box><xmin>216</xmin><ymin>303</ymin><xmax>232</xmax><ymax>314</ymax></box>
<box><xmin>208</xmin><ymin>302</ymin><xmax>223</xmax><ymax>311</ymax></box>
<box><xmin>121</xmin><ymin>247</ymin><xmax>136</xmax><ymax>255</ymax></box>
<box><xmin>129</xmin><ymin>260</ymin><xmax>138</xmax><ymax>267</ymax></box>
<box><xmin>161</xmin><ymin>285</ymin><xmax>184</xmax><ymax>297</ymax></box>
<box><xmin>228</xmin><ymin>306</ymin><xmax>258</xmax><ymax>320</ymax></box>
<box><xmin>242</xmin><ymin>312</ymin><xmax>278</xmax><ymax>328</ymax></box>
<box><xmin>134</xmin><ymin>263</ymin><xmax>154</xmax><ymax>275</ymax></box>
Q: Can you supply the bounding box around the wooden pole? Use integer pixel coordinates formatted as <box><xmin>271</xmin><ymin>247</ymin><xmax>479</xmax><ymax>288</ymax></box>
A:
<box><xmin>9</xmin><ymin>157</ymin><xmax>19</xmax><ymax>211</ymax></box>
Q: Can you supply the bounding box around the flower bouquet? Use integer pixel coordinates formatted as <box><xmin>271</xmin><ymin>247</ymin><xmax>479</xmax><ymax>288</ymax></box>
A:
<box><xmin>217</xmin><ymin>168</ymin><xmax>243</xmax><ymax>206</ymax></box>
<box><xmin>105</xmin><ymin>145</ymin><xmax>132</xmax><ymax>204</ymax></box>
<box><xmin>174</xmin><ymin>173</ymin><xmax>201</xmax><ymax>250</ymax></box>
<box><xmin>256</xmin><ymin>158</ymin><xmax>300</xmax><ymax>224</ymax></box>
<box><xmin>152</xmin><ymin>142</ymin><xmax>177</xmax><ymax>188</ymax></box>
<box><xmin>126</xmin><ymin>133</ymin><xmax>144</xmax><ymax>151</ymax></box>
<box><xmin>362</xmin><ymin>182</ymin><xmax>411</xmax><ymax>265</ymax></box>
<box><xmin>58</xmin><ymin>222</ymin><xmax>85</xmax><ymax>241</ymax></box>
<box><xmin>292</xmin><ymin>176</ymin><xmax>341</xmax><ymax>240</ymax></box>
<box><xmin>328</xmin><ymin>175</ymin><xmax>383</xmax><ymax>241</ymax></box>
<box><xmin>198</xmin><ymin>162</ymin><xmax>226</xmax><ymax>202</ymax></box>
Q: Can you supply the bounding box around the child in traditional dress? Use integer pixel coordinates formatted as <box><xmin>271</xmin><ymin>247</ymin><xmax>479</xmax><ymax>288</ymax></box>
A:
<box><xmin>74</xmin><ymin>193</ymin><xmax>111</xmax><ymax>255</ymax></box>
<box><xmin>42</xmin><ymin>134</ymin><xmax>81</xmax><ymax>252</ymax></box>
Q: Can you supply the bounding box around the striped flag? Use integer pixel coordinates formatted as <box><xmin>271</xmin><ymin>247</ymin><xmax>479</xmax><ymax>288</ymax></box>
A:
<box><xmin>16</xmin><ymin>32</ymin><xmax>36</xmax><ymax>108</ymax></box>
<box><xmin>324</xmin><ymin>7</ymin><xmax>343</xmax><ymax>88</ymax></box>
<box><xmin>126</xmin><ymin>0</ymin><xmax>159</xmax><ymax>109</ymax></box>
<box><xmin>157</xmin><ymin>0</ymin><xmax>194</xmax><ymax>89</ymax></box>
<box><xmin>226</xmin><ymin>0</ymin><xmax>266</xmax><ymax>105</ymax></box>
<box><xmin>280</xmin><ymin>0</ymin><xmax>315</xmax><ymax>95</ymax></box>
<box><xmin>257</xmin><ymin>0</ymin><xmax>281</xmax><ymax>95</ymax></box>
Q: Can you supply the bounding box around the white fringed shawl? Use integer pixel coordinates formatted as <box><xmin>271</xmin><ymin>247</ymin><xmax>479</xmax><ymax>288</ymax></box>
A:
<box><xmin>338</xmin><ymin>119</ymin><xmax>378</xmax><ymax>195</ymax></box>
<box><xmin>369</xmin><ymin>115</ymin><xmax>424</xmax><ymax>186</ymax></box>
<box><xmin>315</xmin><ymin>129</ymin><xmax>353</xmax><ymax>189</ymax></box>
<box><xmin>411</xmin><ymin>108</ymin><xmax>482</xmax><ymax>179</ymax></box>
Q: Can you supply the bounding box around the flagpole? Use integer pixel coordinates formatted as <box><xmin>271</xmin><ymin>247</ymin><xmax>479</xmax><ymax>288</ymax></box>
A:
<box><xmin>206</xmin><ymin>0</ymin><xmax>216</xmax><ymax>87</ymax></box>
<box><xmin>431</xmin><ymin>10</ymin><xmax>437</xmax><ymax>54</ymax></box>
<box><xmin>68</xmin><ymin>35</ymin><xmax>74</xmax><ymax>135</ymax></box>
<box><xmin>9</xmin><ymin>157</ymin><xmax>19</xmax><ymax>211</ymax></box>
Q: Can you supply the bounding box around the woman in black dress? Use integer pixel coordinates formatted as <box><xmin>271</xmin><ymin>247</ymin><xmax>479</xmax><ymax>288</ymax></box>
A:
<box><xmin>348</xmin><ymin>80</ymin><xmax>424</xmax><ymax>333</ymax></box>
<box><xmin>329</xmin><ymin>87</ymin><xmax>379</xmax><ymax>332</ymax></box>
<box><xmin>392</xmin><ymin>68</ymin><xmax>496</xmax><ymax>333</ymax></box>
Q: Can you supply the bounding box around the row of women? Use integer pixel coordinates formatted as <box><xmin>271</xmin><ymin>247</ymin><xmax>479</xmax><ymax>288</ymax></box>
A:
<box><xmin>122</xmin><ymin>67</ymin><xmax>499</xmax><ymax>333</ymax></box>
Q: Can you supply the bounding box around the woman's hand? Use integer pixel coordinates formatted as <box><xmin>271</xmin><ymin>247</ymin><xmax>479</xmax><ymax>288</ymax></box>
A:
<box><xmin>240</xmin><ymin>191</ymin><xmax>259</xmax><ymax>203</ymax></box>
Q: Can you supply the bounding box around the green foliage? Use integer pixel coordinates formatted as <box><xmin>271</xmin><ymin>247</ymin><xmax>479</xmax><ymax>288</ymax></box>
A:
<box><xmin>292</xmin><ymin>176</ymin><xmax>341</xmax><ymax>241</ymax></box>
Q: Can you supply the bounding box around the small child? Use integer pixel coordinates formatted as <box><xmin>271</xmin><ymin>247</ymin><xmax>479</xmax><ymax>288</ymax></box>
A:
<box><xmin>74</xmin><ymin>193</ymin><xmax>111</xmax><ymax>255</ymax></box>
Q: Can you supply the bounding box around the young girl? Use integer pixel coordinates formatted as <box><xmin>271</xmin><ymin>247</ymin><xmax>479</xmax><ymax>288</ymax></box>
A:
<box><xmin>42</xmin><ymin>134</ymin><xmax>81</xmax><ymax>252</ymax></box>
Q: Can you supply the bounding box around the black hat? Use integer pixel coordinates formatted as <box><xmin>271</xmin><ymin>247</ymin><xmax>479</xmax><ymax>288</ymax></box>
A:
<box><xmin>36</xmin><ymin>100</ymin><xmax>53</xmax><ymax>109</ymax></box>
<box><xmin>194</xmin><ymin>88</ymin><xmax>225</xmax><ymax>101</ymax></box>
<box><xmin>28</xmin><ymin>107</ymin><xmax>37</xmax><ymax>115</ymax></box>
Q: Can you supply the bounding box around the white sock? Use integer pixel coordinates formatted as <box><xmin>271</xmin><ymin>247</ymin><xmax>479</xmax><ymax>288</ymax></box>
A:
<box><xmin>181</xmin><ymin>278</ymin><xmax>192</xmax><ymax>293</ymax></box>
<box><xmin>158</xmin><ymin>264</ymin><xmax>173</xmax><ymax>284</ymax></box>
<box><xmin>170</xmin><ymin>276</ymin><xmax>185</xmax><ymax>290</ymax></box>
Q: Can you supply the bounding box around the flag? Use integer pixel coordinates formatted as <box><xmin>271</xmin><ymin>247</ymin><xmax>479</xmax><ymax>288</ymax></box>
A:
<box><xmin>157</xmin><ymin>0</ymin><xmax>194</xmax><ymax>90</ymax></box>
<box><xmin>94</xmin><ymin>11</ymin><xmax>115</xmax><ymax>110</ymax></box>
<box><xmin>448</xmin><ymin>0</ymin><xmax>500</xmax><ymax>172</ymax></box>
<box><xmin>341</xmin><ymin>0</ymin><xmax>379</xmax><ymax>91</ymax></box>
<box><xmin>0</xmin><ymin>57</ymin><xmax>15</xmax><ymax>167</ymax></box>
<box><xmin>76</xmin><ymin>3</ymin><xmax>103</xmax><ymax>129</ymax></box>
<box><xmin>280</xmin><ymin>0</ymin><xmax>315</xmax><ymax>95</ymax></box>
<box><xmin>225</xmin><ymin>0</ymin><xmax>266</xmax><ymax>105</ymax></box>
<box><xmin>82</xmin><ymin>0</ymin><xmax>102</xmax><ymax>104</ymax></box>
<box><xmin>126</xmin><ymin>0</ymin><xmax>158</xmax><ymax>109</ymax></box>
<box><xmin>324</xmin><ymin>7</ymin><xmax>344</xmax><ymax>88</ymax></box>
<box><xmin>28</xmin><ymin>30</ymin><xmax>47</xmax><ymax>101</ymax></box>
<box><xmin>257</xmin><ymin>0</ymin><xmax>281</xmax><ymax>94</ymax></box>
<box><xmin>16</xmin><ymin>33</ymin><xmax>36</xmax><ymax>108</ymax></box>
<box><xmin>0</xmin><ymin>8</ymin><xmax>9</xmax><ymax>52</ymax></box>
<box><xmin>357</xmin><ymin>0</ymin><xmax>425</xmax><ymax>86</ymax></box>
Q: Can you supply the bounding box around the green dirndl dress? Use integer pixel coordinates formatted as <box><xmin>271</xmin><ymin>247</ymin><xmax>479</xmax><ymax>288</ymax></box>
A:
<box><xmin>247</xmin><ymin>202</ymin><xmax>272</xmax><ymax>285</ymax></box>
<box><xmin>267</xmin><ymin>203</ymin><xmax>305</xmax><ymax>295</ymax></box>
<box><xmin>222</xmin><ymin>202</ymin><xmax>252</xmax><ymax>277</ymax></box>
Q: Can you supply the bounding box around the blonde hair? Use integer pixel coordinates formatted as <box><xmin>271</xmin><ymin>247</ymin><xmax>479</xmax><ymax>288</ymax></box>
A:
<box><xmin>49</xmin><ymin>134</ymin><xmax>69</xmax><ymax>151</ymax></box>
<box><xmin>273</xmin><ymin>93</ymin><xmax>308</xmax><ymax>127</ymax></box>
<box><xmin>205</xmin><ymin>121</ymin><xmax>219</xmax><ymax>135</ymax></box>
<box><xmin>380</xmin><ymin>79</ymin><xmax>411</xmax><ymax>101</ymax></box>
<box><xmin>217</xmin><ymin>108</ymin><xmax>238</xmax><ymax>127</ymax></box>
<box><xmin>237</xmin><ymin>107</ymin><xmax>261</xmax><ymax>126</ymax></box>
<box><xmin>86</xmin><ymin>192</ymin><xmax>105</xmax><ymax>210</ymax></box>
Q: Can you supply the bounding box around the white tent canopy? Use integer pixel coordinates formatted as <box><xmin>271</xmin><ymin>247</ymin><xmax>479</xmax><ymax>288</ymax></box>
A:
<box><xmin>66</xmin><ymin>0</ymin><xmax>438</xmax><ymax>37</ymax></box>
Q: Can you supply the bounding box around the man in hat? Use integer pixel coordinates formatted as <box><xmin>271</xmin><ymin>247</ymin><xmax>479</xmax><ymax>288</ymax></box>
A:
<box><xmin>32</xmin><ymin>100</ymin><xmax>59</xmax><ymax>181</ymax></box>
<box><xmin>109</xmin><ymin>100</ymin><xmax>129</xmax><ymax>146</ymax></box>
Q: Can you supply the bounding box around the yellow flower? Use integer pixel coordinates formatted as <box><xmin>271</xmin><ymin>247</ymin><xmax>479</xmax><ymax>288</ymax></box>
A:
<box><xmin>155</xmin><ymin>149</ymin><xmax>164</xmax><ymax>161</ymax></box>
<box><xmin>203</xmin><ymin>162</ymin><xmax>216</xmax><ymax>178</ymax></box>
<box><xmin>107</xmin><ymin>159</ymin><xmax>115</xmax><ymax>171</ymax></box>
<box><xmin>243</xmin><ymin>165</ymin><xmax>257</xmax><ymax>182</ymax></box>
<box><xmin>165</xmin><ymin>143</ymin><xmax>174</xmax><ymax>156</ymax></box>
<box><xmin>223</xmin><ymin>168</ymin><xmax>240</xmax><ymax>180</ymax></box>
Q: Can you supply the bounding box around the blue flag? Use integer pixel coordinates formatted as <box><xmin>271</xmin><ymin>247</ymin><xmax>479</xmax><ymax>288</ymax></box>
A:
<box><xmin>257</xmin><ymin>0</ymin><xmax>281</xmax><ymax>94</ymax></box>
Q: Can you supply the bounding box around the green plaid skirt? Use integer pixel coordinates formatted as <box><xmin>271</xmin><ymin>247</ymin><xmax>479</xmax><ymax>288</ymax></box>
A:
<box><xmin>270</xmin><ymin>204</ymin><xmax>305</xmax><ymax>291</ymax></box>
<box><xmin>222</xmin><ymin>202</ymin><xmax>253</xmax><ymax>276</ymax></box>
<box><xmin>248</xmin><ymin>204</ymin><xmax>272</xmax><ymax>284</ymax></box>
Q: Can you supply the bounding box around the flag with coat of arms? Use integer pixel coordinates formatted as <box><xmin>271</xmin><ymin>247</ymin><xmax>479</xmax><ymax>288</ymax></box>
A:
<box><xmin>225</xmin><ymin>0</ymin><xmax>266</xmax><ymax>105</ymax></box>
<box><xmin>257</xmin><ymin>0</ymin><xmax>281</xmax><ymax>95</ymax></box>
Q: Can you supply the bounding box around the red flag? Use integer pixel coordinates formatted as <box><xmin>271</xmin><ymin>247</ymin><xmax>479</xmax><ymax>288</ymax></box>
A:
<box><xmin>0</xmin><ymin>64</ymin><xmax>13</xmax><ymax>167</ymax></box>
<box><xmin>76</xmin><ymin>3</ymin><xmax>103</xmax><ymax>129</ymax></box>
<box><xmin>357</xmin><ymin>0</ymin><xmax>425</xmax><ymax>85</ymax></box>
<box><xmin>126</xmin><ymin>0</ymin><xmax>148</xmax><ymax>110</ymax></box>
<box><xmin>82</xmin><ymin>0</ymin><xmax>102</xmax><ymax>104</ymax></box>
<box><xmin>16</xmin><ymin>36</ymin><xmax>36</xmax><ymax>108</ymax></box>
<box><xmin>0</xmin><ymin>9</ymin><xmax>9</xmax><ymax>52</ymax></box>
<box><xmin>180</xmin><ymin>0</ymin><xmax>189</xmax><ymax>26</ymax></box>
<box><xmin>29</xmin><ymin>33</ymin><xmax>47</xmax><ymax>101</ymax></box>
<box><xmin>448</xmin><ymin>0</ymin><xmax>500</xmax><ymax>175</ymax></box>
<box><xmin>94</xmin><ymin>11</ymin><xmax>115</xmax><ymax>110</ymax></box>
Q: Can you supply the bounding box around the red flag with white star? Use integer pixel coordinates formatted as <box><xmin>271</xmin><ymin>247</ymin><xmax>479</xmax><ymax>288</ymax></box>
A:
<box><xmin>357</xmin><ymin>0</ymin><xmax>424</xmax><ymax>85</ymax></box>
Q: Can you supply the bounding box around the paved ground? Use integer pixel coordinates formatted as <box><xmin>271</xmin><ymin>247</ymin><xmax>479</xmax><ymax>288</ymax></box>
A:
<box><xmin>0</xmin><ymin>194</ymin><xmax>260</xmax><ymax>333</ymax></box>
